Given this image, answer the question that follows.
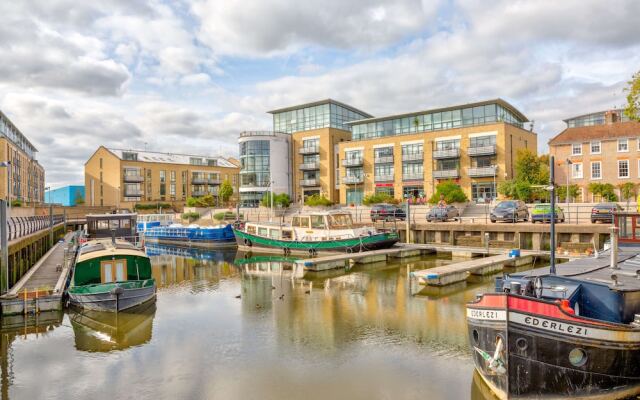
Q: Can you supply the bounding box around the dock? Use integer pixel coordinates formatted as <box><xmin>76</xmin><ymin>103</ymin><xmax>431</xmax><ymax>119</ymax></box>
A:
<box><xmin>0</xmin><ymin>231</ymin><xmax>78</xmax><ymax>316</ymax></box>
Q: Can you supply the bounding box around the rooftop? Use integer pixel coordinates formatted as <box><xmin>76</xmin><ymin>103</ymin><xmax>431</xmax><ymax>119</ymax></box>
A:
<box><xmin>0</xmin><ymin>109</ymin><xmax>39</xmax><ymax>156</ymax></box>
<box><xmin>106</xmin><ymin>148</ymin><xmax>237</xmax><ymax>168</ymax></box>
<box><xmin>346</xmin><ymin>98</ymin><xmax>528</xmax><ymax>125</ymax></box>
<box><xmin>548</xmin><ymin>120</ymin><xmax>640</xmax><ymax>145</ymax></box>
<box><xmin>267</xmin><ymin>98</ymin><xmax>373</xmax><ymax>118</ymax></box>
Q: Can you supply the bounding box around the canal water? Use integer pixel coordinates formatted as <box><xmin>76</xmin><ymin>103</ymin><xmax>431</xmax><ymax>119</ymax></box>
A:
<box><xmin>0</xmin><ymin>246</ymin><xmax>544</xmax><ymax>400</ymax></box>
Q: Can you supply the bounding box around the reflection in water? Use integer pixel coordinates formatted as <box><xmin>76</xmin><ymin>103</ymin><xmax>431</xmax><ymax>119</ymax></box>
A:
<box><xmin>0</xmin><ymin>248</ymin><xmax>543</xmax><ymax>399</ymax></box>
<box><xmin>69</xmin><ymin>302</ymin><xmax>156</xmax><ymax>352</ymax></box>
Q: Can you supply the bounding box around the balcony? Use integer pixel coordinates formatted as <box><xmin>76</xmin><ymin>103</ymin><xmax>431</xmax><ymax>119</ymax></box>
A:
<box><xmin>432</xmin><ymin>148</ymin><xmax>460</xmax><ymax>159</ymax></box>
<box><xmin>342</xmin><ymin>158</ymin><xmax>363</xmax><ymax>167</ymax></box>
<box><xmin>123</xmin><ymin>174</ymin><xmax>144</xmax><ymax>183</ymax></box>
<box><xmin>124</xmin><ymin>189</ymin><xmax>143</xmax><ymax>197</ymax></box>
<box><xmin>191</xmin><ymin>177</ymin><xmax>207</xmax><ymax>184</ymax></box>
<box><xmin>299</xmin><ymin>161</ymin><xmax>320</xmax><ymax>170</ymax></box>
<box><xmin>468</xmin><ymin>145</ymin><xmax>497</xmax><ymax>156</ymax></box>
<box><xmin>207</xmin><ymin>178</ymin><xmax>222</xmax><ymax>185</ymax></box>
<box><xmin>375</xmin><ymin>174</ymin><xmax>395</xmax><ymax>182</ymax></box>
<box><xmin>191</xmin><ymin>190</ymin><xmax>207</xmax><ymax>197</ymax></box>
<box><xmin>374</xmin><ymin>155</ymin><xmax>394</xmax><ymax>164</ymax></box>
<box><xmin>468</xmin><ymin>165</ymin><xmax>498</xmax><ymax>177</ymax></box>
<box><xmin>402</xmin><ymin>172</ymin><xmax>424</xmax><ymax>181</ymax></box>
<box><xmin>343</xmin><ymin>175</ymin><xmax>364</xmax><ymax>184</ymax></box>
<box><xmin>402</xmin><ymin>153</ymin><xmax>424</xmax><ymax>162</ymax></box>
<box><xmin>300</xmin><ymin>178</ymin><xmax>319</xmax><ymax>187</ymax></box>
<box><xmin>299</xmin><ymin>146</ymin><xmax>319</xmax><ymax>155</ymax></box>
<box><xmin>433</xmin><ymin>169</ymin><xmax>460</xmax><ymax>179</ymax></box>
<box><xmin>208</xmin><ymin>188</ymin><xmax>219</xmax><ymax>196</ymax></box>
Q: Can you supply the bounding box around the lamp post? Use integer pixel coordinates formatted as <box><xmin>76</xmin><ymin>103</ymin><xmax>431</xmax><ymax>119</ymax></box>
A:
<box><xmin>565</xmin><ymin>159</ymin><xmax>572</xmax><ymax>223</ymax></box>
<box><xmin>0</xmin><ymin>161</ymin><xmax>11</xmax><ymax>213</ymax></box>
<box><xmin>269</xmin><ymin>174</ymin><xmax>274</xmax><ymax>222</ymax></box>
<box><xmin>44</xmin><ymin>186</ymin><xmax>51</xmax><ymax>204</ymax></box>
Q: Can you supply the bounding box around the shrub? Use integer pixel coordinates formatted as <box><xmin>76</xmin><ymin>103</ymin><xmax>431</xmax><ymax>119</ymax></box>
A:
<box><xmin>219</xmin><ymin>180</ymin><xmax>234</xmax><ymax>203</ymax></box>
<box><xmin>362</xmin><ymin>193</ymin><xmax>398</xmax><ymax>205</ymax></box>
<box><xmin>181</xmin><ymin>211</ymin><xmax>200</xmax><ymax>221</ymax></box>
<box><xmin>304</xmin><ymin>194</ymin><xmax>333</xmax><ymax>207</ymax></box>
<box><xmin>261</xmin><ymin>192</ymin><xmax>291</xmax><ymax>208</ymax></box>
<box><xmin>134</xmin><ymin>202</ymin><xmax>172</xmax><ymax>211</ymax></box>
<box><xmin>214</xmin><ymin>211</ymin><xmax>243</xmax><ymax>221</ymax></box>
<box><xmin>186</xmin><ymin>195</ymin><xmax>216</xmax><ymax>207</ymax></box>
<box><xmin>10</xmin><ymin>199</ymin><xmax>22</xmax><ymax>207</ymax></box>
<box><xmin>428</xmin><ymin>180</ymin><xmax>468</xmax><ymax>204</ymax></box>
<box><xmin>588</xmin><ymin>183</ymin><xmax>618</xmax><ymax>202</ymax></box>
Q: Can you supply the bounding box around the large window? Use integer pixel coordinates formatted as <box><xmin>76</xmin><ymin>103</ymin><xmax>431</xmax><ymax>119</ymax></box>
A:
<box><xmin>402</xmin><ymin>163</ymin><xmax>423</xmax><ymax>180</ymax></box>
<box><xmin>402</xmin><ymin>143</ymin><xmax>423</xmax><ymax>158</ymax></box>
<box><xmin>436</xmin><ymin>159</ymin><xmax>459</xmax><ymax>171</ymax></box>
<box><xmin>470</xmin><ymin>135</ymin><xmax>496</xmax><ymax>148</ymax></box>
<box><xmin>435</xmin><ymin>139</ymin><xmax>460</xmax><ymax>151</ymax></box>
<box><xmin>240</xmin><ymin>140</ymin><xmax>270</xmax><ymax>188</ymax></box>
<box><xmin>471</xmin><ymin>183</ymin><xmax>496</xmax><ymax>202</ymax></box>
<box><xmin>374</xmin><ymin>164</ymin><xmax>394</xmax><ymax>180</ymax></box>
<box><xmin>571</xmin><ymin>163</ymin><xmax>583</xmax><ymax>179</ymax></box>
<box><xmin>619</xmin><ymin>160</ymin><xmax>630</xmax><ymax>178</ymax></box>
<box><xmin>591</xmin><ymin>162</ymin><xmax>601</xmax><ymax>179</ymax></box>
<box><xmin>618</xmin><ymin>139</ymin><xmax>629</xmax><ymax>152</ymax></box>
<box><xmin>273</xmin><ymin>102</ymin><xmax>369</xmax><ymax>134</ymax></box>
<box><xmin>590</xmin><ymin>141</ymin><xmax>601</xmax><ymax>154</ymax></box>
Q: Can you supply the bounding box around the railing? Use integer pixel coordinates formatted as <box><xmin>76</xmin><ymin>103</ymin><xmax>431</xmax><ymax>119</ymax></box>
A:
<box><xmin>375</xmin><ymin>174</ymin><xmax>395</xmax><ymax>182</ymax></box>
<box><xmin>124</xmin><ymin>189</ymin><xmax>143</xmax><ymax>197</ymax></box>
<box><xmin>208</xmin><ymin>188</ymin><xmax>219</xmax><ymax>196</ymax></box>
<box><xmin>468</xmin><ymin>145</ymin><xmax>497</xmax><ymax>156</ymax></box>
<box><xmin>468</xmin><ymin>166</ymin><xmax>497</xmax><ymax>177</ymax></box>
<box><xmin>7</xmin><ymin>215</ymin><xmax>64</xmax><ymax>241</ymax></box>
<box><xmin>433</xmin><ymin>169</ymin><xmax>460</xmax><ymax>179</ymax></box>
<box><xmin>403</xmin><ymin>173</ymin><xmax>424</xmax><ymax>181</ymax></box>
<box><xmin>192</xmin><ymin>190</ymin><xmax>207</xmax><ymax>196</ymax></box>
<box><xmin>433</xmin><ymin>148</ymin><xmax>460</xmax><ymax>159</ymax></box>
<box><xmin>402</xmin><ymin>153</ymin><xmax>424</xmax><ymax>162</ymax></box>
<box><xmin>299</xmin><ymin>161</ymin><xmax>320</xmax><ymax>170</ymax></box>
<box><xmin>207</xmin><ymin>178</ymin><xmax>222</xmax><ymax>185</ymax></box>
<box><xmin>191</xmin><ymin>177</ymin><xmax>207</xmax><ymax>184</ymax></box>
<box><xmin>300</xmin><ymin>178</ymin><xmax>319</xmax><ymax>186</ymax></box>
<box><xmin>240</xmin><ymin>131</ymin><xmax>283</xmax><ymax>137</ymax></box>
<box><xmin>342</xmin><ymin>158</ymin><xmax>363</xmax><ymax>167</ymax></box>
<box><xmin>374</xmin><ymin>156</ymin><xmax>394</xmax><ymax>164</ymax></box>
<box><xmin>123</xmin><ymin>175</ymin><xmax>144</xmax><ymax>183</ymax></box>
<box><xmin>299</xmin><ymin>146</ymin><xmax>319</xmax><ymax>155</ymax></box>
<box><xmin>343</xmin><ymin>175</ymin><xmax>364</xmax><ymax>184</ymax></box>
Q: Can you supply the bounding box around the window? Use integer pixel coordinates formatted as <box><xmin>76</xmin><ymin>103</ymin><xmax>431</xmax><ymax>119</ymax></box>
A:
<box><xmin>618</xmin><ymin>139</ymin><xmax>629</xmax><ymax>152</ymax></box>
<box><xmin>310</xmin><ymin>215</ymin><xmax>326</xmax><ymax>229</ymax></box>
<box><xmin>122</xmin><ymin>152</ymin><xmax>138</xmax><ymax>161</ymax></box>
<box><xmin>619</xmin><ymin>160</ymin><xmax>629</xmax><ymax>178</ymax></box>
<box><xmin>571</xmin><ymin>143</ymin><xmax>582</xmax><ymax>156</ymax></box>
<box><xmin>590</xmin><ymin>141</ymin><xmax>601</xmax><ymax>154</ymax></box>
<box><xmin>101</xmin><ymin>259</ymin><xmax>127</xmax><ymax>283</ymax></box>
<box><xmin>571</xmin><ymin>163</ymin><xmax>583</xmax><ymax>179</ymax></box>
<box><xmin>591</xmin><ymin>162</ymin><xmax>601</xmax><ymax>179</ymax></box>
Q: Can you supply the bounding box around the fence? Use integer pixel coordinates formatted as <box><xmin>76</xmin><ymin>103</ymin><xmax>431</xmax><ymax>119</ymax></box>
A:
<box><xmin>7</xmin><ymin>215</ymin><xmax>64</xmax><ymax>241</ymax></box>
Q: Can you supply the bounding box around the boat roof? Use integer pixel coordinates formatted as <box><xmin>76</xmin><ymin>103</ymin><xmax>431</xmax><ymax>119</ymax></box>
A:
<box><xmin>77</xmin><ymin>239</ymin><xmax>147</xmax><ymax>263</ymax></box>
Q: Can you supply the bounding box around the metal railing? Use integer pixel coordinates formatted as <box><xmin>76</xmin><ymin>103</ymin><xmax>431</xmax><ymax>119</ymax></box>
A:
<box><xmin>207</xmin><ymin>178</ymin><xmax>222</xmax><ymax>185</ymax></box>
<box><xmin>468</xmin><ymin>145</ymin><xmax>497</xmax><ymax>156</ymax></box>
<box><xmin>467</xmin><ymin>166</ymin><xmax>497</xmax><ymax>177</ymax></box>
<box><xmin>375</xmin><ymin>174</ymin><xmax>395</xmax><ymax>182</ymax></box>
<box><xmin>299</xmin><ymin>146</ymin><xmax>320</xmax><ymax>155</ymax></box>
<box><xmin>300</xmin><ymin>178</ymin><xmax>319</xmax><ymax>186</ymax></box>
<box><xmin>374</xmin><ymin>156</ymin><xmax>394</xmax><ymax>164</ymax></box>
<box><xmin>299</xmin><ymin>161</ymin><xmax>320</xmax><ymax>170</ymax></box>
<box><xmin>123</xmin><ymin>175</ymin><xmax>144</xmax><ymax>183</ymax></box>
<box><xmin>191</xmin><ymin>177</ymin><xmax>207</xmax><ymax>184</ymax></box>
<box><xmin>402</xmin><ymin>153</ymin><xmax>424</xmax><ymax>162</ymax></box>
<box><xmin>433</xmin><ymin>148</ymin><xmax>460</xmax><ymax>159</ymax></box>
<box><xmin>402</xmin><ymin>173</ymin><xmax>424</xmax><ymax>181</ymax></box>
<box><xmin>342</xmin><ymin>158</ymin><xmax>363</xmax><ymax>167</ymax></box>
<box><xmin>433</xmin><ymin>169</ymin><xmax>460</xmax><ymax>179</ymax></box>
<box><xmin>7</xmin><ymin>214</ymin><xmax>64</xmax><ymax>241</ymax></box>
<box><xmin>240</xmin><ymin>131</ymin><xmax>283</xmax><ymax>137</ymax></box>
<box><xmin>343</xmin><ymin>175</ymin><xmax>364</xmax><ymax>184</ymax></box>
<box><xmin>124</xmin><ymin>189</ymin><xmax>143</xmax><ymax>196</ymax></box>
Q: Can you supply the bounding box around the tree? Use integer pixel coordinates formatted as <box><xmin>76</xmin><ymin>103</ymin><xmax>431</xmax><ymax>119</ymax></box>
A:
<box><xmin>428</xmin><ymin>180</ymin><xmax>468</xmax><ymax>204</ymax></box>
<box><xmin>219</xmin><ymin>179</ymin><xmax>234</xmax><ymax>204</ymax></box>
<box><xmin>498</xmin><ymin>150</ymin><xmax>549</xmax><ymax>202</ymax></box>
<box><xmin>261</xmin><ymin>192</ymin><xmax>291</xmax><ymax>208</ymax></box>
<box><xmin>624</xmin><ymin>69</ymin><xmax>640</xmax><ymax>121</ymax></box>
<box><xmin>588</xmin><ymin>183</ymin><xmax>618</xmax><ymax>202</ymax></box>
<box><xmin>556</xmin><ymin>184</ymin><xmax>580</xmax><ymax>202</ymax></box>
<box><xmin>618</xmin><ymin>182</ymin><xmax>637</xmax><ymax>210</ymax></box>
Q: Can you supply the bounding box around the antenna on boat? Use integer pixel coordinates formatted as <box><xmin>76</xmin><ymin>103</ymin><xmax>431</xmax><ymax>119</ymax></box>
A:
<box><xmin>549</xmin><ymin>155</ymin><xmax>556</xmax><ymax>275</ymax></box>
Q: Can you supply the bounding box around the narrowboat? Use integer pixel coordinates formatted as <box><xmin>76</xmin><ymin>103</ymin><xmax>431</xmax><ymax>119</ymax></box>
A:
<box><xmin>143</xmin><ymin>224</ymin><xmax>236</xmax><ymax>248</ymax></box>
<box><xmin>86</xmin><ymin>213</ymin><xmax>138</xmax><ymax>243</ymax></box>
<box><xmin>467</xmin><ymin>159</ymin><xmax>640</xmax><ymax>399</ymax></box>
<box><xmin>233</xmin><ymin>211</ymin><xmax>399</xmax><ymax>255</ymax></box>
<box><xmin>68</xmin><ymin>238</ymin><xmax>156</xmax><ymax>312</ymax></box>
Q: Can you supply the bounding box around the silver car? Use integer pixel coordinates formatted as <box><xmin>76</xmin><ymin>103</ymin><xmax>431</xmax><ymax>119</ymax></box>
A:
<box><xmin>427</xmin><ymin>205</ymin><xmax>460</xmax><ymax>222</ymax></box>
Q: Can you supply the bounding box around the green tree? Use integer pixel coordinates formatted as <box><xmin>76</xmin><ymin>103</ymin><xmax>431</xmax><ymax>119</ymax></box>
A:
<box><xmin>428</xmin><ymin>180</ymin><xmax>468</xmax><ymax>204</ymax></box>
<box><xmin>624</xmin><ymin>69</ymin><xmax>640</xmax><ymax>121</ymax></box>
<box><xmin>362</xmin><ymin>193</ymin><xmax>399</xmax><ymax>205</ymax></box>
<box><xmin>219</xmin><ymin>179</ymin><xmax>234</xmax><ymax>204</ymax></box>
<box><xmin>556</xmin><ymin>184</ymin><xmax>580</xmax><ymax>202</ymax></box>
<box><xmin>304</xmin><ymin>194</ymin><xmax>333</xmax><ymax>207</ymax></box>
<box><xmin>261</xmin><ymin>192</ymin><xmax>291</xmax><ymax>208</ymax></box>
<box><xmin>619</xmin><ymin>182</ymin><xmax>637</xmax><ymax>210</ymax></box>
<box><xmin>588</xmin><ymin>183</ymin><xmax>618</xmax><ymax>202</ymax></box>
<box><xmin>515</xmin><ymin>149</ymin><xmax>548</xmax><ymax>184</ymax></box>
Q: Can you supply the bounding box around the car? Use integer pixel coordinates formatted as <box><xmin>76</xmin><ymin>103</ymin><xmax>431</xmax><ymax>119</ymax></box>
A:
<box><xmin>490</xmin><ymin>200</ymin><xmax>528</xmax><ymax>223</ymax></box>
<box><xmin>591</xmin><ymin>203</ymin><xmax>623</xmax><ymax>224</ymax></box>
<box><xmin>427</xmin><ymin>205</ymin><xmax>460</xmax><ymax>222</ymax></box>
<box><xmin>370</xmin><ymin>204</ymin><xmax>406</xmax><ymax>222</ymax></box>
<box><xmin>530</xmin><ymin>204</ymin><xmax>565</xmax><ymax>223</ymax></box>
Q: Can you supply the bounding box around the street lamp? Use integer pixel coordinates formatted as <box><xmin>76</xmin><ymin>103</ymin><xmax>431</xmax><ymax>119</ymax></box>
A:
<box><xmin>0</xmin><ymin>161</ymin><xmax>11</xmax><ymax>213</ymax></box>
<box><xmin>565</xmin><ymin>159</ymin><xmax>573</xmax><ymax>223</ymax></box>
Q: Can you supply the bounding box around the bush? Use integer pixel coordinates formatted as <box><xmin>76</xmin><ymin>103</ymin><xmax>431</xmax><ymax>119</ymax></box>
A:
<box><xmin>186</xmin><ymin>194</ymin><xmax>216</xmax><ymax>207</ymax></box>
<box><xmin>219</xmin><ymin>180</ymin><xmax>234</xmax><ymax>203</ymax></box>
<box><xmin>10</xmin><ymin>199</ymin><xmax>22</xmax><ymax>207</ymax></box>
<box><xmin>214</xmin><ymin>211</ymin><xmax>243</xmax><ymax>221</ymax></box>
<box><xmin>261</xmin><ymin>192</ymin><xmax>291</xmax><ymax>208</ymax></box>
<box><xmin>588</xmin><ymin>183</ymin><xmax>618</xmax><ymax>202</ymax></box>
<box><xmin>134</xmin><ymin>202</ymin><xmax>172</xmax><ymax>211</ymax></box>
<box><xmin>428</xmin><ymin>180</ymin><xmax>468</xmax><ymax>204</ymax></box>
<box><xmin>362</xmin><ymin>193</ymin><xmax>399</xmax><ymax>205</ymax></box>
<box><xmin>181</xmin><ymin>211</ymin><xmax>200</xmax><ymax>221</ymax></box>
<box><xmin>304</xmin><ymin>194</ymin><xmax>334</xmax><ymax>207</ymax></box>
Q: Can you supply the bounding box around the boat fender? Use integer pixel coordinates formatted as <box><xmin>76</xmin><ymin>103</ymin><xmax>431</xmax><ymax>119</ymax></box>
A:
<box><xmin>308</xmin><ymin>248</ymin><xmax>317</xmax><ymax>256</ymax></box>
<box><xmin>346</xmin><ymin>247</ymin><xmax>353</xmax><ymax>254</ymax></box>
<box><xmin>557</xmin><ymin>299</ymin><xmax>575</xmax><ymax>315</ymax></box>
<box><xmin>110</xmin><ymin>287</ymin><xmax>124</xmax><ymax>296</ymax></box>
<box><xmin>244</xmin><ymin>238</ymin><xmax>252</xmax><ymax>247</ymax></box>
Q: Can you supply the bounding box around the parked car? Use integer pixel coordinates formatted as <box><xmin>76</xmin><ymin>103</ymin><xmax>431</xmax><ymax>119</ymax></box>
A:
<box><xmin>490</xmin><ymin>200</ymin><xmax>528</xmax><ymax>223</ymax></box>
<box><xmin>530</xmin><ymin>204</ymin><xmax>565</xmax><ymax>223</ymax></box>
<box><xmin>427</xmin><ymin>205</ymin><xmax>460</xmax><ymax>222</ymax></box>
<box><xmin>370</xmin><ymin>204</ymin><xmax>406</xmax><ymax>222</ymax></box>
<box><xmin>591</xmin><ymin>203</ymin><xmax>623</xmax><ymax>224</ymax></box>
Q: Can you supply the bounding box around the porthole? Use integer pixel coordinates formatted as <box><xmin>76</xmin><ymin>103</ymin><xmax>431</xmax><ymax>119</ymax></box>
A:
<box><xmin>515</xmin><ymin>337</ymin><xmax>528</xmax><ymax>351</ymax></box>
<box><xmin>569</xmin><ymin>348</ymin><xmax>588</xmax><ymax>367</ymax></box>
<box><xmin>472</xmin><ymin>329</ymin><xmax>479</xmax><ymax>344</ymax></box>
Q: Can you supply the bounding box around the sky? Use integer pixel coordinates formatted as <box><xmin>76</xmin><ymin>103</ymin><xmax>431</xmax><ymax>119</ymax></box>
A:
<box><xmin>1</xmin><ymin>0</ymin><xmax>639</xmax><ymax>188</ymax></box>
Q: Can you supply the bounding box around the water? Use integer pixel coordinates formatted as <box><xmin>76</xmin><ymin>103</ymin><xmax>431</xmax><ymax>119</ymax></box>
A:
<box><xmin>0</xmin><ymin>248</ymin><xmax>538</xmax><ymax>400</ymax></box>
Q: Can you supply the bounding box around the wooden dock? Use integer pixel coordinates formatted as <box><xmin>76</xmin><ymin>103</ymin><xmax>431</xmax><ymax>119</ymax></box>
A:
<box><xmin>0</xmin><ymin>231</ymin><xmax>78</xmax><ymax>316</ymax></box>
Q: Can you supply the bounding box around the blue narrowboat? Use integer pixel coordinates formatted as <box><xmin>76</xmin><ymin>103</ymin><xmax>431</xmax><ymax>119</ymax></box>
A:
<box><xmin>143</xmin><ymin>224</ymin><xmax>236</xmax><ymax>249</ymax></box>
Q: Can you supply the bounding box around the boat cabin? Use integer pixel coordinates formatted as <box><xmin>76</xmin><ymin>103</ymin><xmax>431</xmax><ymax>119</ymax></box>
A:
<box><xmin>615</xmin><ymin>212</ymin><xmax>640</xmax><ymax>243</ymax></box>
<box><xmin>86</xmin><ymin>213</ymin><xmax>137</xmax><ymax>243</ymax></box>
<box><xmin>74</xmin><ymin>239</ymin><xmax>152</xmax><ymax>286</ymax></box>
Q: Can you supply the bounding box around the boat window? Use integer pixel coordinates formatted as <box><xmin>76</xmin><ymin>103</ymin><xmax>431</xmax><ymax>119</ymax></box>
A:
<box><xmin>292</xmin><ymin>217</ymin><xmax>301</xmax><ymax>227</ymax></box>
<box><xmin>269</xmin><ymin>229</ymin><xmax>280</xmax><ymax>239</ymax></box>
<box><xmin>282</xmin><ymin>229</ymin><xmax>293</xmax><ymax>240</ymax></box>
<box><xmin>310</xmin><ymin>215</ymin><xmax>326</xmax><ymax>229</ymax></box>
<box><xmin>121</xmin><ymin>219</ymin><xmax>131</xmax><ymax>229</ymax></box>
<box><xmin>115</xmin><ymin>260</ymin><xmax>126</xmax><ymax>281</ymax></box>
<box><xmin>97</xmin><ymin>220</ymin><xmax>109</xmax><ymax>230</ymax></box>
<box><xmin>247</xmin><ymin>225</ymin><xmax>256</xmax><ymax>234</ymax></box>
<box><xmin>101</xmin><ymin>259</ymin><xmax>128</xmax><ymax>283</ymax></box>
<box><xmin>110</xmin><ymin>219</ymin><xmax>120</xmax><ymax>229</ymax></box>
<box><xmin>258</xmin><ymin>227</ymin><xmax>268</xmax><ymax>236</ymax></box>
<box><xmin>300</xmin><ymin>217</ymin><xmax>310</xmax><ymax>228</ymax></box>
<box><xmin>619</xmin><ymin>216</ymin><xmax>632</xmax><ymax>239</ymax></box>
<box><xmin>328</xmin><ymin>214</ymin><xmax>353</xmax><ymax>229</ymax></box>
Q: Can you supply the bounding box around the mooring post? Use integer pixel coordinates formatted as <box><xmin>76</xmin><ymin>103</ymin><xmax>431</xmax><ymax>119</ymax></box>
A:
<box><xmin>610</xmin><ymin>226</ymin><xmax>619</xmax><ymax>270</ymax></box>
<box><xmin>0</xmin><ymin>200</ymin><xmax>8</xmax><ymax>295</ymax></box>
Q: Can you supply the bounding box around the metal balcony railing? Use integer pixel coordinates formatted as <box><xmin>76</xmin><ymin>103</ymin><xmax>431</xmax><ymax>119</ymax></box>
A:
<box><xmin>191</xmin><ymin>177</ymin><xmax>207</xmax><ymax>184</ymax></box>
<box><xmin>375</xmin><ymin>174</ymin><xmax>395</xmax><ymax>182</ymax></box>
<box><xmin>432</xmin><ymin>148</ymin><xmax>460</xmax><ymax>159</ymax></box>
<box><xmin>402</xmin><ymin>172</ymin><xmax>424</xmax><ymax>181</ymax></box>
<box><xmin>299</xmin><ymin>161</ymin><xmax>320</xmax><ymax>170</ymax></box>
<box><xmin>299</xmin><ymin>146</ymin><xmax>319</xmax><ymax>155</ymax></box>
<box><xmin>468</xmin><ymin>145</ymin><xmax>497</xmax><ymax>156</ymax></box>
<box><xmin>123</xmin><ymin>175</ymin><xmax>144</xmax><ymax>183</ymax></box>
<box><xmin>342</xmin><ymin>158</ymin><xmax>363</xmax><ymax>167</ymax></box>
<box><xmin>7</xmin><ymin>215</ymin><xmax>64</xmax><ymax>241</ymax></box>
<box><xmin>208</xmin><ymin>188</ymin><xmax>219</xmax><ymax>196</ymax></box>
<box><xmin>433</xmin><ymin>169</ymin><xmax>460</xmax><ymax>179</ymax></box>
<box><xmin>374</xmin><ymin>155</ymin><xmax>394</xmax><ymax>164</ymax></box>
<box><xmin>343</xmin><ymin>175</ymin><xmax>364</xmax><ymax>184</ymax></box>
<box><xmin>402</xmin><ymin>153</ymin><xmax>424</xmax><ymax>162</ymax></box>
<box><xmin>300</xmin><ymin>178</ymin><xmax>319</xmax><ymax>186</ymax></box>
<box><xmin>124</xmin><ymin>189</ymin><xmax>143</xmax><ymax>197</ymax></box>
<box><xmin>207</xmin><ymin>178</ymin><xmax>222</xmax><ymax>185</ymax></box>
<box><xmin>467</xmin><ymin>166</ymin><xmax>498</xmax><ymax>177</ymax></box>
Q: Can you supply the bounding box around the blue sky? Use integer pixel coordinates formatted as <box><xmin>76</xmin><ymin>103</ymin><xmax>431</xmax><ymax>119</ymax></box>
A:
<box><xmin>0</xmin><ymin>0</ymin><xmax>639</xmax><ymax>187</ymax></box>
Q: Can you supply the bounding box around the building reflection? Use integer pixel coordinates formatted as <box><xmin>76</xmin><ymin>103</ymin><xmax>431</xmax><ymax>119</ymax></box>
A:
<box><xmin>149</xmin><ymin>251</ymin><xmax>240</xmax><ymax>289</ymax></box>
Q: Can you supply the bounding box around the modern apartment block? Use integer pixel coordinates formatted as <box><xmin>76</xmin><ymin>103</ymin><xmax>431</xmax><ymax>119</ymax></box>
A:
<box><xmin>84</xmin><ymin>146</ymin><xmax>240</xmax><ymax>208</ymax></box>
<box><xmin>338</xmin><ymin>99</ymin><xmax>537</xmax><ymax>203</ymax></box>
<box><xmin>549</xmin><ymin>109</ymin><xmax>640</xmax><ymax>202</ymax></box>
<box><xmin>0</xmin><ymin>110</ymin><xmax>45</xmax><ymax>205</ymax></box>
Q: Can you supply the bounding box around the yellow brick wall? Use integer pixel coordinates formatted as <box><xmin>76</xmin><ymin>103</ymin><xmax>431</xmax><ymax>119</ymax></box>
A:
<box><xmin>0</xmin><ymin>137</ymin><xmax>45</xmax><ymax>205</ymax></box>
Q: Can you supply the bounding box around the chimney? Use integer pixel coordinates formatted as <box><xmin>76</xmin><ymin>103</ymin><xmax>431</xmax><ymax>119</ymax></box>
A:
<box><xmin>604</xmin><ymin>110</ymin><xmax>618</xmax><ymax>125</ymax></box>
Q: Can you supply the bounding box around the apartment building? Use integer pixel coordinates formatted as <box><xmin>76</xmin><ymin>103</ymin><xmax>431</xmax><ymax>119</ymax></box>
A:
<box><xmin>0</xmin><ymin>110</ymin><xmax>45</xmax><ymax>205</ymax></box>
<box><xmin>85</xmin><ymin>146</ymin><xmax>240</xmax><ymax>208</ymax></box>
<box><xmin>549</xmin><ymin>109</ymin><xmax>640</xmax><ymax>202</ymax></box>
<box><xmin>337</xmin><ymin>99</ymin><xmax>537</xmax><ymax>204</ymax></box>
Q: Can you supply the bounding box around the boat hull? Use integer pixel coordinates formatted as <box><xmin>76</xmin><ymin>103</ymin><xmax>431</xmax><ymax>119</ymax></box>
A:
<box><xmin>69</xmin><ymin>281</ymin><xmax>156</xmax><ymax>312</ymax></box>
<box><xmin>467</xmin><ymin>294</ymin><xmax>640</xmax><ymax>399</ymax></box>
<box><xmin>144</xmin><ymin>236</ymin><xmax>236</xmax><ymax>249</ymax></box>
<box><xmin>233</xmin><ymin>228</ymin><xmax>399</xmax><ymax>254</ymax></box>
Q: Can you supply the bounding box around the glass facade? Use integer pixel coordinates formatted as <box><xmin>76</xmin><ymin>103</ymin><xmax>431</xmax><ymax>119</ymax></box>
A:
<box><xmin>566</xmin><ymin>110</ymin><xmax>630</xmax><ymax>128</ymax></box>
<box><xmin>471</xmin><ymin>183</ymin><xmax>496</xmax><ymax>202</ymax></box>
<box><xmin>351</xmin><ymin>103</ymin><xmax>525</xmax><ymax>140</ymax></box>
<box><xmin>0</xmin><ymin>113</ymin><xmax>38</xmax><ymax>159</ymax></box>
<box><xmin>240</xmin><ymin>140</ymin><xmax>270</xmax><ymax>188</ymax></box>
<box><xmin>273</xmin><ymin>102</ymin><xmax>369</xmax><ymax>134</ymax></box>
